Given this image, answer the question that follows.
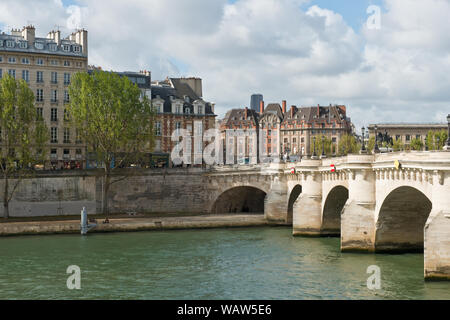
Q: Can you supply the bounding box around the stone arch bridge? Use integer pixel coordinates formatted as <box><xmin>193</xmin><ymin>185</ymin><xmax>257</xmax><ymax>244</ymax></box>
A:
<box><xmin>206</xmin><ymin>152</ymin><xmax>450</xmax><ymax>280</ymax></box>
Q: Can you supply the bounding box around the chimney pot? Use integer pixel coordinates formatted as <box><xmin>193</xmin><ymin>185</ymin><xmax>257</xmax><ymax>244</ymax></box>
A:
<box><xmin>282</xmin><ymin>100</ymin><xmax>287</xmax><ymax>114</ymax></box>
<box><xmin>260</xmin><ymin>101</ymin><xmax>265</xmax><ymax>114</ymax></box>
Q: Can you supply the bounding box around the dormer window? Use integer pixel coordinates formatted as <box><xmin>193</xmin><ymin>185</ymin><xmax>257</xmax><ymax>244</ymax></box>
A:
<box><xmin>48</xmin><ymin>43</ymin><xmax>57</xmax><ymax>51</ymax></box>
<box><xmin>35</xmin><ymin>42</ymin><xmax>44</xmax><ymax>50</ymax></box>
<box><xmin>6</xmin><ymin>40</ymin><xmax>14</xmax><ymax>48</ymax></box>
<box><xmin>0</xmin><ymin>40</ymin><xmax>3</xmax><ymax>47</ymax></box>
<box><xmin>73</xmin><ymin>46</ymin><xmax>81</xmax><ymax>53</ymax></box>
<box><xmin>19</xmin><ymin>41</ymin><xmax>27</xmax><ymax>49</ymax></box>
<box><xmin>62</xmin><ymin>45</ymin><xmax>70</xmax><ymax>52</ymax></box>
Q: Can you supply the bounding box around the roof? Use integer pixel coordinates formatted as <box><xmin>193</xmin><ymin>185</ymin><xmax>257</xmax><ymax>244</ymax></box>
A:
<box><xmin>221</xmin><ymin>108</ymin><xmax>259</xmax><ymax>128</ymax></box>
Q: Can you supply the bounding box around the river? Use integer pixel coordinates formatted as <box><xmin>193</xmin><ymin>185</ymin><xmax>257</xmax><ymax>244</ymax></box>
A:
<box><xmin>0</xmin><ymin>227</ymin><xmax>449</xmax><ymax>299</ymax></box>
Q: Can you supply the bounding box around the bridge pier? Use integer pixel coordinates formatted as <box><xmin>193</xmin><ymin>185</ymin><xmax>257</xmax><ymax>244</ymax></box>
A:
<box><xmin>293</xmin><ymin>161</ymin><xmax>323</xmax><ymax>236</ymax></box>
<box><xmin>264</xmin><ymin>175</ymin><xmax>289</xmax><ymax>224</ymax></box>
<box><xmin>341</xmin><ymin>158</ymin><xmax>376</xmax><ymax>252</ymax></box>
<box><xmin>424</xmin><ymin>171</ymin><xmax>450</xmax><ymax>281</ymax></box>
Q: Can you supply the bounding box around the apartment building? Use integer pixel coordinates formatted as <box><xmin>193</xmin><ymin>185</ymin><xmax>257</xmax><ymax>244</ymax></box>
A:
<box><xmin>0</xmin><ymin>25</ymin><xmax>88</xmax><ymax>169</ymax></box>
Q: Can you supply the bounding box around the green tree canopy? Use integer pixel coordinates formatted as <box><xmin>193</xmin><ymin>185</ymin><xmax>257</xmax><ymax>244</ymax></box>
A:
<box><xmin>68</xmin><ymin>70</ymin><xmax>155</xmax><ymax>217</ymax></box>
<box><xmin>0</xmin><ymin>74</ymin><xmax>49</xmax><ymax>218</ymax></box>
<box><xmin>338</xmin><ymin>134</ymin><xmax>359</xmax><ymax>156</ymax></box>
<box><xmin>310</xmin><ymin>135</ymin><xmax>334</xmax><ymax>157</ymax></box>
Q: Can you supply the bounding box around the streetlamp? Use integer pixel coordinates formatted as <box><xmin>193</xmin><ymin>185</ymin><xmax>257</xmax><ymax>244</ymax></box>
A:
<box><xmin>321</xmin><ymin>135</ymin><xmax>326</xmax><ymax>159</ymax></box>
<box><xmin>445</xmin><ymin>114</ymin><xmax>450</xmax><ymax>150</ymax></box>
<box><xmin>374</xmin><ymin>125</ymin><xmax>380</xmax><ymax>153</ymax></box>
<box><xmin>361</xmin><ymin>126</ymin><xmax>367</xmax><ymax>153</ymax></box>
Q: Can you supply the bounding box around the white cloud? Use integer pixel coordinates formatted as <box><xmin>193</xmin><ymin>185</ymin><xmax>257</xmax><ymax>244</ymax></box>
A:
<box><xmin>0</xmin><ymin>0</ymin><xmax>449</xmax><ymax>129</ymax></box>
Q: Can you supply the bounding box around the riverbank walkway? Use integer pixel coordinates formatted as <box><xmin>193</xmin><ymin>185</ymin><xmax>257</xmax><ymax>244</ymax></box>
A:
<box><xmin>0</xmin><ymin>214</ymin><xmax>272</xmax><ymax>236</ymax></box>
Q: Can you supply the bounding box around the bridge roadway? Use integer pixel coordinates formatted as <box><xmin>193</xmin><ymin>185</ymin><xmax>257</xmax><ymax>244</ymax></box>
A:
<box><xmin>206</xmin><ymin>152</ymin><xmax>450</xmax><ymax>280</ymax></box>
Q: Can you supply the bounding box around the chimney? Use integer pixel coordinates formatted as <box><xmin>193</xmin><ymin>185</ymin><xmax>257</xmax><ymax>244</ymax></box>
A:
<box><xmin>282</xmin><ymin>100</ymin><xmax>287</xmax><ymax>114</ymax></box>
<box><xmin>211</xmin><ymin>103</ymin><xmax>215</xmax><ymax>114</ymax></box>
<box><xmin>317</xmin><ymin>104</ymin><xmax>320</xmax><ymax>117</ymax></box>
<box><xmin>245</xmin><ymin>107</ymin><xmax>248</xmax><ymax>120</ymax></box>
<box><xmin>260</xmin><ymin>101</ymin><xmax>265</xmax><ymax>114</ymax></box>
<box><xmin>75</xmin><ymin>29</ymin><xmax>88</xmax><ymax>56</ymax></box>
<box><xmin>22</xmin><ymin>25</ymin><xmax>35</xmax><ymax>45</ymax></box>
<box><xmin>54</xmin><ymin>30</ymin><xmax>61</xmax><ymax>46</ymax></box>
<box><xmin>290</xmin><ymin>106</ymin><xmax>295</xmax><ymax>118</ymax></box>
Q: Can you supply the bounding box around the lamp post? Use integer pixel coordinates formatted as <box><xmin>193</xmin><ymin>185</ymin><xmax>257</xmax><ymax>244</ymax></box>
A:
<box><xmin>374</xmin><ymin>125</ymin><xmax>380</xmax><ymax>153</ymax></box>
<box><xmin>361</xmin><ymin>126</ymin><xmax>367</xmax><ymax>153</ymax></box>
<box><xmin>445</xmin><ymin>114</ymin><xmax>450</xmax><ymax>150</ymax></box>
<box><xmin>321</xmin><ymin>135</ymin><xmax>326</xmax><ymax>159</ymax></box>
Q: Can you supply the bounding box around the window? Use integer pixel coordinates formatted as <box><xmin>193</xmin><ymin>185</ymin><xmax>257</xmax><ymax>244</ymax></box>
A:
<box><xmin>48</xmin><ymin>43</ymin><xmax>57</xmax><ymax>52</ymax></box>
<box><xmin>51</xmin><ymin>90</ymin><xmax>57</xmax><ymax>103</ymax></box>
<box><xmin>21</xmin><ymin>58</ymin><xmax>30</xmax><ymax>64</ymax></box>
<box><xmin>406</xmin><ymin>135</ymin><xmax>411</xmax><ymax>142</ymax></box>
<box><xmin>50</xmin><ymin>60</ymin><xmax>59</xmax><ymax>66</ymax></box>
<box><xmin>19</xmin><ymin>41</ymin><xmax>27</xmax><ymax>49</ymax></box>
<box><xmin>36</xmin><ymin>58</ymin><xmax>44</xmax><ymax>65</ymax></box>
<box><xmin>0</xmin><ymin>40</ymin><xmax>3</xmax><ymax>47</ymax></box>
<box><xmin>64</xmin><ymin>60</ymin><xmax>70</xmax><ymax>67</ymax></box>
<box><xmin>6</xmin><ymin>40</ymin><xmax>14</xmax><ymax>48</ymax></box>
<box><xmin>36</xmin><ymin>71</ymin><xmax>44</xmax><ymax>83</ymax></box>
<box><xmin>175</xmin><ymin>122</ymin><xmax>181</xmax><ymax>134</ymax></box>
<box><xmin>76</xmin><ymin>149</ymin><xmax>82</xmax><ymax>159</ymax></box>
<box><xmin>8</xmin><ymin>69</ymin><xmax>16</xmax><ymax>79</ymax></box>
<box><xmin>36</xmin><ymin>107</ymin><xmax>43</xmax><ymax>120</ymax></box>
<box><xmin>75</xmin><ymin>129</ymin><xmax>82</xmax><ymax>144</ymax></box>
<box><xmin>198</xmin><ymin>106</ymin><xmax>203</xmax><ymax>114</ymax></box>
<box><xmin>76</xmin><ymin>62</ymin><xmax>83</xmax><ymax>68</ymax></box>
<box><xmin>63</xmin><ymin>128</ymin><xmax>70</xmax><ymax>143</ymax></box>
<box><xmin>73</xmin><ymin>46</ymin><xmax>81</xmax><ymax>53</ymax></box>
<box><xmin>396</xmin><ymin>135</ymin><xmax>400</xmax><ymax>141</ymax></box>
<box><xmin>175</xmin><ymin>105</ymin><xmax>181</xmax><ymax>114</ymax></box>
<box><xmin>64</xmin><ymin>91</ymin><xmax>70</xmax><ymax>103</ymax></box>
<box><xmin>332</xmin><ymin>137</ymin><xmax>337</xmax><ymax>143</ymax></box>
<box><xmin>0</xmin><ymin>57</ymin><xmax>2</xmax><ymax>62</ymax></box>
<box><xmin>22</xmin><ymin>70</ymin><xmax>29</xmax><ymax>83</ymax></box>
<box><xmin>63</xmin><ymin>149</ymin><xmax>70</xmax><ymax>159</ymax></box>
<box><xmin>155</xmin><ymin>122</ymin><xmax>161</xmax><ymax>136</ymax></box>
<box><xmin>51</xmin><ymin>128</ymin><xmax>58</xmax><ymax>143</ymax></box>
<box><xmin>36</xmin><ymin>89</ymin><xmax>43</xmax><ymax>102</ymax></box>
<box><xmin>0</xmin><ymin>69</ymin><xmax>2</xmax><ymax>79</ymax></box>
<box><xmin>8</xmin><ymin>57</ymin><xmax>16</xmax><ymax>63</ymax></box>
<box><xmin>35</xmin><ymin>42</ymin><xmax>44</xmax><ymax>50</ymax></box>
<box><xmin>416</xmin><ymin>135</ymin><xmax>421</xmax><ymax>140</ymax></box>
<box><xmin>51</xmin><ymin>108</ymin><xmax>58</xmax><ymax>122</ymax></box>
<box><xmin>64</xmin><ymin>109</ymin><xmax>70</xmax><ymax>121</ymax></box>
<box><xmin>50</xmin><ymin>149</ymin><xmax>57</xmax><ymax>159</ymax></box>
<box><xmin>64</xmin><ymin>73</ymin><xmax>70</xmax><ymax>85</ymax></box>
<box><xmin>51</xmin><ymin>72</ymin><xmax>58</xmax><ymax>84</ymax></box>
<box><xmin>62</xmin><ymin>45</ymin><xmax>70</xmax><ymax>52</ymax></box>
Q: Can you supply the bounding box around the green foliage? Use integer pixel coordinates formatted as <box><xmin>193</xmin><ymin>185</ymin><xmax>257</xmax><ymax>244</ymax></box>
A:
<box><xmin>426</xmin><ymin>130</ymin><xmax>448</xmax><ymax>150</ymax></box>
<box><xmin>392</xmin><ymin>138</ymin><xmax>404</xmax><ymax>152</ymax></box>
<box><xmin>310</xmin><ymin>135</ymin><xmax>334</xmax><ymax>157</ymax></box>
<box><xmin>337</xmin><ymin>134</ymin><xmax>359</xmax><ymax>156</ymax></box>
<box><xmin>367</xmin><ymin>136</ymin><xmax>375</xmax><ymax>154</ymax></box>
<box><xmin>0</xmin><ymin>74</ymin><xmax>49</xmax><ymax>218</ymax></box>
<box><xmin>410</xmin><ymin>138</ymin><xmax>424</xmax><ymax>151</ymax></box>
<box><xmin>68</xmin><ymin>70</ymin><xmax>156</xmax><ymax>216</ymax></box>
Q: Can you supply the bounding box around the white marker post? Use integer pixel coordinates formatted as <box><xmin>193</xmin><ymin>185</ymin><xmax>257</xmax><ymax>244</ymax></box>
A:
<box><xmin>80</xmin><ymin>207</ymin><xmax>97</xmax><ymax>235</ymax></box>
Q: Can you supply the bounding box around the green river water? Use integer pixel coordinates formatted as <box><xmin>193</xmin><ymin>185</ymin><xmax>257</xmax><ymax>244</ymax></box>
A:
<box><xmin>0</xmin><ymin>226</ymin><xmax>449</xmax><ymax>300</ymax></box>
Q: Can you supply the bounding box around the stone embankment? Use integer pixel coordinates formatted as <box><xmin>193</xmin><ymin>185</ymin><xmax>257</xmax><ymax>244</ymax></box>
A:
<box><xmin>0</xmin><ymin>214</ymin><xmax>270</xmax><ymax>236</ymax></box>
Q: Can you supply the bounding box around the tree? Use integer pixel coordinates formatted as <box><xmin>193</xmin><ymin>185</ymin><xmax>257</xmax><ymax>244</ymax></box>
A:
<box><xmin>310</xmin><ymin>135</ymin><xmax>333</xmax><ymax>157</ymax></box>
<box><xmin>0</xmin><ymin>74</ymin><xmax>49</xmax><ymax>218</ymax></box>
<box><xmin>392</xmin><ymin>138</ymin><xmax>404</xmax><ymax>152</ymax></box>
<box><xmin>410</xmin><ymin>138</ymin><xmax>424</xmax><ymax>151</ymax></box>
<box><xmin>367</xmin><ymin>136</ymin><xmax>375</xmax><ymax>154</ymax></box>
<box><xmin>337</xmin><ymin>134</ymin><xmax>359</xmax><ymax>156</ymax></box>
<box><xmin>68</xmin><ymin>70</ymin><xmax>155</xmax><ymax>219</ymax></box>
<box><xmin>426</xmin><ymin>130</ymin><xmax>448</xmax><ymax>150</ymax></box>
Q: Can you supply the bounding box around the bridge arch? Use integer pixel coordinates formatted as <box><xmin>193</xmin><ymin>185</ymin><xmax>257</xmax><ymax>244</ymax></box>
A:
<box><xmin>322</xmin><ymin>185</ymin><xmax>349</xmax><ymax>236</ymax></box>
<box><xmin>211</xmin><ymin>186</ymin><xmax>267</xmax><ymax>214</ymax></box>
<box><xmin>287</xmin><ymin>185</ymin><xmax>302</xmax><ymax>225</ymax></box>
<box><xmin>375</xmin><ymin>186</ymin><xmax>432</xmax><ymax>252</ymax></box>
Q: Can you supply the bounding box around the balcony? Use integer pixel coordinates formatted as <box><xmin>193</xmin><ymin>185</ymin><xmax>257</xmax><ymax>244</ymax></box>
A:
<box><xmin>50</xmin><ymin>154</ymin><xmax>58</xmax><ymax>160</ymax></box>
<box><xmin>63</xmin><ymin>154</ymin><xmax>70</xmax><ymax>160</ymax></box>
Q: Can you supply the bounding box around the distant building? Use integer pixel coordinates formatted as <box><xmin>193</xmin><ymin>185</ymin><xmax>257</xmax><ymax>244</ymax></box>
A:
<box><xmin>0</xmin><ymin>25</ymin><xmax>88</xmax><ymax>169</ymax></box>
<box><xmin>368</xmin><ymin>123</ymin><xmax>447</xmax><ymax>147</ymax></box>
<box><xmin>250</xmin><ymin>94</ymin><xmax>263</xmax><ymax>112</ymax></box>
<box><xmin>151</xmin><ymin>77</ymin><xmax>216</xmax><ymax>167</ymax></box>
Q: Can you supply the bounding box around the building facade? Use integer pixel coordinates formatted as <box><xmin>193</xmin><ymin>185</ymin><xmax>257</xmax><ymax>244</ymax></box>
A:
<box><xmin>250</xmin><ymin>94</ymin><xmax>263</xmax><ymax>113</ymax></box>
<box><xmin>368</xmin><ymin>123</ymin><xmax>447</xmax><ymax>148</ymax></box>
<box><xmin>151</xmin><ymin>77</ymin><xmax>216</xmax><ymax>167</ymax></box>
<box><xmin>219</xmin><ymin>101</ymin><xmax>354</xmax><ymax>162</ymax></box>
<box><xmin>0</xmin><ymin>26</ymin><xmax>88</xmax><ymax>169</ymax></box>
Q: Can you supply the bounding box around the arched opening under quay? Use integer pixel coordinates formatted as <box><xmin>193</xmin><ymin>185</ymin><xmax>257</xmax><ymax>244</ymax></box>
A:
<box><xmin>212</xmin><ymin>186</ymin><xmax>266</xmax><ymax>214</ymax></box>
<box><xmin>287</xmin><ymin>185</ymin><xmax>302</xmax><ymax>225</ymax></box>
<box><xmin>375</xmin><ymin>186</ymin><xmax>432</xmax><ymax>253</ymax></box>
<box><xmin>322</xmin><ymin>186</ymin><xmax>349</xmax><ymax>236</ymax></box>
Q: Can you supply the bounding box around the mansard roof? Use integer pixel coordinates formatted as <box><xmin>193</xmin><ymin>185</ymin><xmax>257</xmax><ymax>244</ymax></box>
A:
<box><xmin>222</xmin><ymin>108</ymin><xmax>259</xmax><ymax>128</ymax></box>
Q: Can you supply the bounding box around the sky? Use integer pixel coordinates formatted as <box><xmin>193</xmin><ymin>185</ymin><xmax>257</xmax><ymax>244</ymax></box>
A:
<box><xmin>0</xmin><ymin>0</ymin><xmax>449</xmax><ymax>131</ymax></box>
